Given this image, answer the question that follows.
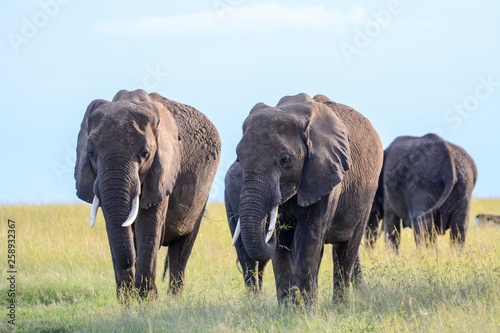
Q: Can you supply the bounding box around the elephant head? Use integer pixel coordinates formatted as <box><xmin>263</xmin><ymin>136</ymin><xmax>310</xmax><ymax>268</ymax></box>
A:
<box><xmin>234</xmin><ymin>93</ymin><xmax>351</xmax><ymax>261</ymax></box>
<box><xmin>75</xmin><ymin>89</ymin><xmax>180</xmax><ymax>285</ymax></box>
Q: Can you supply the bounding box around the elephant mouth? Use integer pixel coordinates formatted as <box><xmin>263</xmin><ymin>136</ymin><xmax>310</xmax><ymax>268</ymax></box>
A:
<box><xmin>281</xmin><ymin>186</ymin><xmax>297</xmax><ymax>203</ymax></box>
<box><xmin>89</xmin><ymin>194</ymin><xmax>140</xmax><ymax>228</ymax></box>
<box><xmin>231</xmin><ymin>205</ymin><xmax>279</xmax><ymax>247</ymax></box>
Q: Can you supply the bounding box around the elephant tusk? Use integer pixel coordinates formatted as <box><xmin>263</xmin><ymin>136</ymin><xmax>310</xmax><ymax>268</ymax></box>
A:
<box><xmin>265</xmin><ymin>206</ymin><xmax>278</xmax><ymax>243</ymax></box>
<box><xmin>231</xmin><ymin>218</ymin><xmax>241</xmax><ymax>247</ymax></box>
<box><xmin>90</xmin><ymin>195</ymin><xmax>100</xmax><ymax>228</ymax></box>
<box><xmin>122</xmin><ymin>195</ymin><xmax>140</xmax><ymax>227</ymax></box>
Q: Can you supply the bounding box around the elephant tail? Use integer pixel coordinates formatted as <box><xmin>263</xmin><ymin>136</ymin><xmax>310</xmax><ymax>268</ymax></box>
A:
<box><xmin>414</xmin><ymin>148</ymin><xmax>457</xmax><ymax>224</ymax></box>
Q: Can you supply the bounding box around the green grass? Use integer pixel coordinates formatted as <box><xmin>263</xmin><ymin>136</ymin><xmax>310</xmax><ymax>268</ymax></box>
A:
<box><xmin>0</xmin><ymin>199</ymin><xmax>499</xmax><ymax>332</ymax></box>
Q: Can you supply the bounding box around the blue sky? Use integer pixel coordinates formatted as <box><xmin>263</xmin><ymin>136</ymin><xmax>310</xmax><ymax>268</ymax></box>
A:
<box><xmin>1</xmin><ymin>0</ymin><xmax>499</xmax><ymax>204</ymax></box>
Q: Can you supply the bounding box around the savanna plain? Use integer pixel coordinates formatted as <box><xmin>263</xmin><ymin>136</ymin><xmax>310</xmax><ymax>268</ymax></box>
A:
<box><xmin>0</xmin><ymin>199</ymin><xmax>499</xmax><ymax>332</ymax></box>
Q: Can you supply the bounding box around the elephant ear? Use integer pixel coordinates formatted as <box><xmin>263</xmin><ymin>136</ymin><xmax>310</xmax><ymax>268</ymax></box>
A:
<box><xmin>74</xmin><ymin>99</ymin><xmax>109</xmax><ymax>203</ymax></box>
<box><xmin>296</xmin><ymin>100</ymin><xmax>351</xmax><ymax>207</ymax></box>
<box><xmin>140</xmin><ymin>102</ymin><xmax>181</xmax><ymax>209</ymax></box>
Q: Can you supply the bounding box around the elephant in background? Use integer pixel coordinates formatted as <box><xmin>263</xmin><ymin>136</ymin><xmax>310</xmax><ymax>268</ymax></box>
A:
<box><xmin>475</xmin><ymin>214</ymin><xmax>500</xmax><ymax>227</ymax></box>
<box><xmin>368</xmin><ymin>134</ymin><xmax>477</xmax><ymax>251</ymax></box>
<box><xmin>364</xmin><ymin>178</ymin><xmax>384</xmax><ymax>249</ymax></box>
<box><xmin>231</xmin><ymin>93</ymin><xmax>383</xmax><ymax>304</ymax></box>
<box><xmin>225</xmin><ymin>161</ymin><xmax>269</xmax><ymax>293</ymax></box>
<box><xmin>75</xmin><ymin>89</ymin><xmax>220</xmax><ymax>298</ymax></box>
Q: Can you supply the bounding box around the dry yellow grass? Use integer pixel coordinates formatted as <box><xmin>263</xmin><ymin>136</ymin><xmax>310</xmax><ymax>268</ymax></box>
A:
<box><xmin>0</xmin><ymin>199</ymin><xmax>499</xmax><ymax>332</ymax></box>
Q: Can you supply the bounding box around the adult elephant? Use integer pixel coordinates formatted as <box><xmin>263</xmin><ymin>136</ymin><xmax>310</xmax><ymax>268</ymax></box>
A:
<box><xmin>226</xmin><ymin>159</ymin><xmax>363</xmax><ymax>294</ymax></box>
<box><xmin>75</xmin><ymin>89</ymin><xmax>221</xmax><ymax>298</ymax></box>
<box><xmin>231</xmin><ymin>93</ymin><xmax>383</xmax><ymax>304</ymax></box>
<box><xmin>225</xmin><ymin>161</ymin><xmax>270</xmax><ymax>293</ymax></box>
<box><xmin>370</xmin><ymin>134</ymin><xmax>477</xmax><ymax>251</ymax></box>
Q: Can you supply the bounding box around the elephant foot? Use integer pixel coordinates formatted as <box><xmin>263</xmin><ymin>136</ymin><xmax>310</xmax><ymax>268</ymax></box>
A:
<box><xmin>116</xmin><ymin>281</ymin><xmax>136</xmax><ymax>304</ymax></box>
<box><xmin>279</xmin><ymin>286</ymin><xmax>318</xmax><ymax>308</ymax></box>
<box><xmin>450</xmin><ymin>239</ymin><xmax>466</xmax><ymax>251</ymax></box>
<box><xmin>137</xmin><ymin>287</ymin><xmax>157</xmax><ymax>300</ymax></box>
<box><xmin>115</xmin><ymin>280</ymin><xmax>158</xmax><ymax>303</ymax></box>
<box><xmin>135</xmin><ymin>278</ymin><xmax>158</xmax><ymax>300</ymax></box>
<box><xmin>244</xmin><ymin>283</ymin><xmax>263</xmax><ymax>295</ymax></box>
<box><xmin>332</xmin><ymin>289</ymin><xmax>348</xmax><ymax>306</ymax></box>
<box><xmin>332</xmin><ymin>279</ymin><xmax>352</xmax><ymax>305</ymax></box>
<box><xmin>168</xmin><ymin>282</ymin><xmax>184</xmax><ymax>295</ymax></box>
<box><xmin>385</xmin><ymin>242</ymin><xmax>400</xmax><ymax>254</ymax></box>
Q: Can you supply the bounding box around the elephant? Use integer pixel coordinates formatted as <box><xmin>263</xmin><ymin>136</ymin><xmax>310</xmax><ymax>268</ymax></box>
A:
<box><xmin>74</xmin><ymin>89</ymin><xmax>221</xmax><ymax>299</ymax></box>
<box><xmin>475</xmin><ymin>214</ymin><xmax>500</xmax><ymax>227</ymax></box>
<box><xmin>364</xmin><ymin>179</ymin><xmax>384</xmax><ymax>249</ymax></box>
<box><xmin>367</xmin><ymin>133</ymin><xmax>477</xmax><ymax>251</ymax></box>
<box><xmin>225</xmin><ymin>160</ymin><xmax>364</xmax><ymax>295</ymax></box>
<box><xmin>225</xmin><ymin>161</ymin><xmax>270</xmax><ymax>293</ymax></box>
<box><xmin>230</xmin><ymin>93</ymin><xmax>383</xmax><ymax>304</ymax></box>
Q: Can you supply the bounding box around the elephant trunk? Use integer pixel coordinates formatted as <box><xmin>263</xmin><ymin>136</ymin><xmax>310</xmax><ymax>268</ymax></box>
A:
<box><xmin>239</xmin><ymin>172</ymin><xmax>279</xmax><ymax>262</ymax></box>
<box><xmin>97</xmin><ymin>160</ymin><xmax>140</xmax><ymax>273</ymax></box>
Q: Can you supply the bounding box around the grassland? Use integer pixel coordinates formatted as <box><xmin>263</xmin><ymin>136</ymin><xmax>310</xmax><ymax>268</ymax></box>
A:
<box><xmin>0</xmin><ymin>199</ymin><xmax>499</xmax><ymax>332</ymax></box>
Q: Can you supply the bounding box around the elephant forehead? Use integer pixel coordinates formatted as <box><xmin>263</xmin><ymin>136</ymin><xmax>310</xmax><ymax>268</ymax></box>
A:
<box><xmin>88</xmin><ymin>114</ymin><xmax>155</xmax><ymax>150</ymax></box>
<box><xmin>243</xmin><ymin>110</ymin><xmax>301</xmax><ymax>138</ymax></box>
<box><xmin>238</xmin><ymin>111</ymin><xmax>303</xmax><ymax>157</ymax></box>
<box><xmin>90</xmin><ymin>104</ymin><xmax>155</xmax><ymax>134</ymax></box>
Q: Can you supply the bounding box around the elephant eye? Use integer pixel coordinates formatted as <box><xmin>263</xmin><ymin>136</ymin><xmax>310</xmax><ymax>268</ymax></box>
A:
<box><xmin>280</xmin><ymin>154</ymin><xmax>290</xmax><ymax>166</ymax></box>
<box><xmin>87</xmin><ymin>148</ymin><xmax>95</xmax><ymax>158</ymax></box>
<box><xmin>141</xmin><ymin>148</ymin><xmax>150</xmax><ymax>159</ymax></box>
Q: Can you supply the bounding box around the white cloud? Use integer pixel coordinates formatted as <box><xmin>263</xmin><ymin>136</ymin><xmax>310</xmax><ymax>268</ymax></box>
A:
<box><xmin>92</xmin><ymin>4</ymin><xmax>369</xmax><ymax>36</ymax></box>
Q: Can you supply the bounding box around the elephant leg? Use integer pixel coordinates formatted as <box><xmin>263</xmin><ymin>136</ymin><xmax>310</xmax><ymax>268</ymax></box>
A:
<box><xmin>272</xmin><ymin>219</ymin><xmax>296</xmax><ymax>303</ymax></box>
<box><xmin>134</xmin><ymin>200</ymin><xmax>169</xmax><ymax>298</ymax></box>
<box><xmin>332</xmin><ymin>243</ymin><xmax>346</xmax><ymax>301</ymax></box>
<box><xmin>239</xmin><ymin>255</ymin><xmax>259</xmax><ymax>292</ymax></box>
<box><xmin>112</xmin><ymin>256</ymin><xmax>135</xmax><ymax>301</ymax></box>
<box><xmin>351</xmin><ymin>253</ymin><xmax>363</xmax><ymax>286</ymax></box>
<box><xmin>332</xmin><ymin>216</ymin><xmax>366</xmax><ymax>303</ymax></box>
<box><xmin>257</xmin><ymin>260</ymin><xmax>268</xmax><ymax>292</ymax></box>
<box><xmin>291</xmin><ymin>219</ymin><xmax>328</xmax><ymax>305</ymax></box>
<box><xmin>365</xmin><ymin>213</ymin><xmax>379</xmax><ymax>249</ymax></box>
<box><xmin>449</xmin><ymin>201</ymin><xmax>471</xmax><ymax>249</ymax></box>
<box><xmin>450</xmin><ymin>221</ymin><xmax>466</xmax><ymax>248</ymax></box>
<box><xmin>412</xmin><ymin>215</ymin><xmax>434</xmax><ymax>249</ymax></box>
<box><xmin>428</xmin><ymin>221</ymin><xmax>438</xmax><ymax>248</ymax></box>
<box><xmin>166</xmin><ymin>204</ymin><xmax>204</xmax><ymax>294</ymax></box>
<box><xmin>384</xmin><ymin>209</ymin><xmax>401</xmax><ymax>253</ymax></box>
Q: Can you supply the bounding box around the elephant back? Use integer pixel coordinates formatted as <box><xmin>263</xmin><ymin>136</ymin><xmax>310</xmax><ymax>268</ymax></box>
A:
<box><xmin>312</xmin><ymin>94</ymin><xmax>384</xmax><ymax>227</ymax></box>
<box><xmin>149</xmin><ymin>93</ymin><xmax>221</xmax><ymax>165</ymax></box>
<box><xmin>149</xmin><ymin>92</ymin><xmax>221</xmax><ymax>238</ymax></box>
<box><xmin>384</xmin><ymin>134</ymin><xmax>457</xmax><ymax>221</ymax></box>
<box><xmin>313</xmin><ymin>94</ymin><xmax>383</xmax><ymax>190</ymax></box>
<box><xmin>446</xmin><ymin>141</ymin><xmax>478</xmax><ymax>189</ymax></box>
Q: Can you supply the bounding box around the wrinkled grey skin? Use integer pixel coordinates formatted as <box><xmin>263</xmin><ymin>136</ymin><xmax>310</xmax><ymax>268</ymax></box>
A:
<box><xmin>225</xmin><ymin>161</ymin><xmax>269</xmax><ymax>292</ymax></box>
<box><xmin>75</xmin><ymin>89</ymin><xmax>220</xmax><ymax>298</ymax></box>
<box><xmin>234</xmin><ymin>93</ymin><xmax>383</xmax><ymax>304</ymax></box>
<box><xmin>225</xmin><ymin>160</ymin><xmax>364</xmax><ymax>294</ymax></box>
<box><xmin>367</xmin><ymin>134</ymin><xmax>477</xmax><ymax>251</ymax></box>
